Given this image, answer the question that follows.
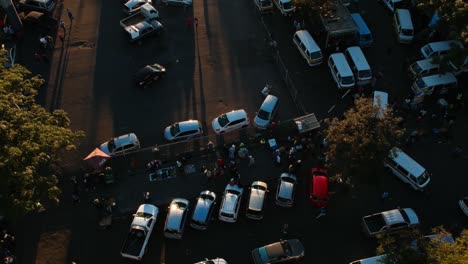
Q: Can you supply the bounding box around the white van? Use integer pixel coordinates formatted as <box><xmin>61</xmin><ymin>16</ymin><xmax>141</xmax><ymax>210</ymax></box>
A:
<box><xmin>373</xmin><ymin>91</ymin><xmax>388</xmax><ymax>118</ymax></box>
<box><xmin>293</xmin><ymin>30</ymin><xmax>323</xmax><ymax>66</ymax></box>
<box><xmin>254</xmin><ymin>95</ymin><xmax>279</xmax><ymax>129</ymax></box>
<box><xmin>420</xmin><ymin>40</ymin><xmax>464</xmax><ymax>59</ymax></box>
<box><xmin>344</xmin><ymin>46</ymin><xmax>372</xmax><ymax>85</ymax></box>
<box><xmin>384</xmin><ymin>148</ymin><xmax>431</xmax><ymax>190</ymax></box>
<box><xmin>328</xmin><ymin>53</ymin><xmax>355</xmax><ymax>89</ymax></box>
<box><xmin>393</xmin><ymin>9</ymin><xmax>414</xmax><ymax>43</ymax></box>
<box><xmin>411</xmin><ymin>73</ymin><xmax>457</xmax><ymax>96</ymax></box>
<box><xmin>350</xmin><ymin>255</ymin><xmax>387</xmax><ymax>264</ymax></box>
<box><xmin>408</xmin><ymin>59</ymin><xmax>441</xmax><ymax>80</ymax></box>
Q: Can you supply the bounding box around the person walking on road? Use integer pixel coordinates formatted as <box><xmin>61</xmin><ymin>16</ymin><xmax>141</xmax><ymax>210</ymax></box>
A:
<box><xmin>248</xmin><ymin>155</ymin><xmax>255</xmax><ymax>167</ymax></box>
<box><xmin>193</xmin><ymin>17</ymin><xmax>199</xmax><ymax>30</ymax></box>
<box><xmin>186</xmin><ymin>16</ymin><xmax>193</xmax><ymax>30</ymax></box>
<box><xmin>66</xmin><ymin>8</ymin><xmax>74</xmax><ymax>22</ymax></box>
<box><xmin>60</xmin><ymin>21</ymin><xmax>66</xmax><ymax>34</ymax></box>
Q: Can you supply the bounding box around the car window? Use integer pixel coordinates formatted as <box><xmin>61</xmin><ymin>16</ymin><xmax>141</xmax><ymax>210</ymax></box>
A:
<box><xmin>217</xmin><ymin>114</ymin><xmax>230</xmax><ymax>127</ymax></box>
<box><xmin>122</xmin><ymin>144</ymin><xmax>135</xmax><ymax>150</ymax></box>
<box><xmin>228</xmin><ymin>118</ymin><xmax>245</xmax><ymax>127</ymax></box>
<box><xmin>170</xmin><ymin>123</ymin><xmax>180</xmax><ymax>136</ymax></box>
<box><xmin>147</xmin><ymin>218</ymin><xmax>153</xmax><ymax>227</ymax></box>
<box><xmin>178</xmin><ymin>130</ymin><xmax>196</xmax><ymax>137</ymax></box>
<box><xmin>257</xmin><ymin>109</ymin><xmax>270</xmax><ymax>120</ymax></box>
<box><xmin>114</xmin><ymin>147</ymin><xmax>123</xmax><ymax>153</ymax></box>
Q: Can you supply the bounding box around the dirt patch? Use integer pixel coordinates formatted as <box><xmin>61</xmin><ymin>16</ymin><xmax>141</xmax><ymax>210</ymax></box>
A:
<box><xmin>35</xmin><ymin>229</ymin><xmax>71</xmax><ymax>264</ymax></box>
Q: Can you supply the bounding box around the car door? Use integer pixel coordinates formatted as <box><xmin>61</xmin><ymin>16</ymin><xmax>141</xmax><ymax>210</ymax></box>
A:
<box><xmin>227</xmin><ymin>118</ymin><xmax>246</xmax><ymax>131</ymax></box>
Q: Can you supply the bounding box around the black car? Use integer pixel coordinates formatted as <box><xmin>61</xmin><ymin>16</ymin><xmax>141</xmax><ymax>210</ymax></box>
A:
<box><xmin>134</xmin><ymin>64</ymin><xmax>166</xmax><ymax>88</ymax></box>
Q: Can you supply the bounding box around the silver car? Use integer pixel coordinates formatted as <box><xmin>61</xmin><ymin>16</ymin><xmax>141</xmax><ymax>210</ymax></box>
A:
<box><xmin>190</xmin><ymin>191</ymin><xmax>216</xmax><ymax>230</ymax></box>
<box><xmin>275</xmin><ymin>173</ymin><xmax>296</xmax><ymax>208</ymax></box>
<box><xmin>251</xmin><ymin>239</ymin><xmax>304</xmax><ymax>264</ymax></box>
<box><xmin>164</xmin><ymin>120</ymin><xmax>203</xmax><ymax>141</ymax></box>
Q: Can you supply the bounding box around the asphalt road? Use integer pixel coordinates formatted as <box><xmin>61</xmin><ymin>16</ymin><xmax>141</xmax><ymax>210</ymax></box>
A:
<box><xmin>13</xmin><ymin>0</ymin><xmax>468</xmax><ymax>263</ymax></box>
<box><xmin>89</xmin><ymin>0</ymin><xmax>297</xmax><ymax>150</ymax></box>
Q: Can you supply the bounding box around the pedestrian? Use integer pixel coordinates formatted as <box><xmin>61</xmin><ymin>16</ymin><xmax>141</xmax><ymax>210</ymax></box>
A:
<box><xmin>193</xmin><ymin>17</ymin><xmax>199</xmax><ymax>30</ymax></box>
<box><xmin>248</xmin><ymin>155</ymin><xmax>255</xmax><ymax>167</ymax></box>
<box><xmin>186</xmin><ymin>16</ymin><xmax>193</xmax><ymax>29</ymax></box>
<box><xmin>66</xmin><ymin>8</ymin><xmax>74</xmax><ymax>22</ymax></box>
<box><xmin>34</xmin><ymin>52</ymin><xmax>41</xmax><ymax>62</ymax></box>
<box><xmin>296</xmin><ymin>21</ymin><xmax>301</xmax><ymax>31</ymax></box>
<box><xmin>316</xmin><ymin>207</ymin><xmax>326</xmax><ymax>219</ymax></box>
<box><xmin>381</xmin><ymin>191</ymin><xmax>390</xmax><ymax>202</ymax></box>
<box><xmin>229</xmin><ymin>145</ymin><xmax>236</xmax><ymax>160</ymax></box>
<box><xmin>293</xmin><ymin>20</ymin><xmax>298</xmax><ymax>31</ymax></box>
<box><xmin>83</xmin><ymin>173</ymin><xmax>90</xmax><ymax>191</ymax></box>
<box><xmin>41</xmin><ymin>53</ymin><xmax>49</xmax><ymax>63</ymax></box>
<box><xmin>60</xmin><ymin>20</ymin><xmax>66</xmax><ymax>33</ymax></box>
<box><xmin>204</xmin><ymin>168</ymin><xmax>212</xmax><ymax>179</ymax></box>
<box><xmin>217</xmin><ymin>157</ymin><xmax>225</xmax><ymax>169</ymax></box>
<box><xmin>58</xmin><ymin>33</ymin><xmax>64</xmax><ymax>45</ymax></box>
<box><xmin>72</xmin><ymin>191</ymin><xmax>80</xmax><ymax>205</ymax></box>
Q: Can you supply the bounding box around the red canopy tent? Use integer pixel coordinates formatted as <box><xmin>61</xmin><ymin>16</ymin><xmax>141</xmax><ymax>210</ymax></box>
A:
<box><xmin>83</xmin><ymin>148</ymin><xmax>111</xmax><ymax>171</ymax></box>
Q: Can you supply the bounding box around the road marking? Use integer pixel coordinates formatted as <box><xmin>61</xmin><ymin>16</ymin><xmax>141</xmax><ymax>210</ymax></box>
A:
<box><xmin>160</xmin><ymin>239</ymin><xmax>166</xmax><ymax>264</ymax></box>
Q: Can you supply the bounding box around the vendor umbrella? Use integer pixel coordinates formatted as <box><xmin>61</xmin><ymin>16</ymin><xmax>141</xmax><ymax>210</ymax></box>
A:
<box><xmin>83</xmin><ymin>148</ymin><xmax>111</xmax><ymax>171</ymax></box>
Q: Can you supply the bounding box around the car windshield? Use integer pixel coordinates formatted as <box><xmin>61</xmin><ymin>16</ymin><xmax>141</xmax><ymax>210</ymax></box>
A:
<box><xmin>200</xmin><ymin>194</ymin><xmax>214</xmax><ymax>201</ymax></box>
<box><xmin>359</xmin><ymin>69</ymin><xmax>372</xmax><ymax>79</ymax></box>
<box><xmin>423</xmin><ymin>45</ymin><xmax>433</xmax><ymax>57</ymax></box>
<box><xmin>217</xmin><ymin>114</ymin><xmax>230</xmax><ymax>127</ymax></box>
<box><xmin>107</xmin><ymin>139</ymin><xmax>116</xmax><ymax>152</ymax></box>
<box><xmin>277</xmin><ymin>197</ymin><xmax>290</xmax><ymax>203</ymax></box>
<box><xmin>342</xmin><ymin>76</ymin><xmax>354</xmax><ymax>85</ymax></box>
<box><xmin>253</xmin><ymin>185</ymin><xmax>267</xmax><ymax>191</ymax></box>
<box><xmin>170</xmin><ymin>123</ymin><xmax>181</xmax><ymax>136</ymax></box>
<box><xmin>220</xmin><ymin>212</ymin><xmax>234</xmax><ymax>218</ymax></box>
<box><xmin>281</xmin><ymin>241</ymin><xmax>292</xmax><ymax>256</ymax></box>
<box><xmin>418</xmin><ymin>172</ymin><xmax>430</xmax><ymax>185</ymax></box>
<box><xmin>415</xmin><ymin>79</ymin><xmax>426</xmax><ymax>89</ymax></box>
<box><xmin>362</xmin><ymin>34</ymin><xmax>372</xmax><ymax>41</ymax></box>
<box><xmin>135</xmin><ymin>212</ymin><xmax>153</xmax><ymax>218</ymax></box>
<box><xmin>310</xmin><ymin>51</ymin><xmax>322</xmax><ymax>60</ymax></box>
<box><xmin>411</xmin><ymin>63</ymin><xmax>422</xmax><ymax>75</ymax></box>
<box><xmin>174</xmin><ymin>201</ymin><xmax>186</xmax><ymax>209</ymax></box>
<box><xmin>227</xmin><ymin>189</ymin><xmax>240</xmax><ymax>196</ymax></box>
<box><xmin>260</xmin><ymin>0</ymin><xmax>271</xmax><ymax>6</ymax></box>
<box><xmin>257</xmin><ymin>109</ymin><xmax>270</xmax><ymax>120</ymax></box>
<box><xmin>282</xmin><ymin>177</ymin><xmax>295</xmax><ymax>184</ymax></box>
<box><xmin>283</xmin><ymin>2</ymin><xmax>292</xmax><ymax>9</ymax></box>
<box><xmin>402</xmin><ymin>29</ymin><xmax>414</xmax><ymax>36</ymax></box>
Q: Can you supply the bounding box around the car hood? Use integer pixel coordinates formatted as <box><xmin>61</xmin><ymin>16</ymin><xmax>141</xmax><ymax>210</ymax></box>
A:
<box><xmin>254</xmin><ymin>115</ymin><xmax>269</xmax><ymax>128</ymax></box>
<box><xmin>212</xmin><ymin>118</ymin><xmax>222</xmax><ymax>132</ymax></box>
<box><xmin>288</xmin><ymin>239</ymin><xmax>304</xmax><ymax>257</ymax></box>
<box><xmin>164</xmin><ymin>126</ymin><xmax>174</xmax><ymax>141</ymax></box>
<box><xmin>279</xmin><ymin>182</ymin><xmax>294</xmax><ymax>199</ymax></box>
<box><xmin>99</xmin><ymin>142</ymin><xmax>111</xmax><ymax>155</ymax></box>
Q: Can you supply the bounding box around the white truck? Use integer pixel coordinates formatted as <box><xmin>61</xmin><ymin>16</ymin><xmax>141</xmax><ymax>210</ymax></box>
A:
<box><xmin>272</xmin><ymin>0</ymin><xmax>294</xmax><ymax>16</ymax></box>
<box><xmin>120</xmin><ymin>204</ymin><xmax>159</xmax><ymax>261</ymax></box>
<box><xmin>362</xmin><ymin>208</ymin><xmax>419</xmax><ymax>237</ymax></box>
<box><xmin>120</xmin><ymin>3</ymin><xmax>162</xmax><ymax>42</ymax></box>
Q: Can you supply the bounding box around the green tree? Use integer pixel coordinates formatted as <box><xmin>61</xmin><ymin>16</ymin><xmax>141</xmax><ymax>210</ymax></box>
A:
<box><xmin>377</xmin><ymin>227</ymin><xmax>468</xmax><ymax>264</ymax></box>
<box><xmin>0</xmin><ymin>51</ymin><xmax>84</xmax><ymax>216</ymax></box>
<box><xmin>324</xmin><ymin>97</ymin><xmax>404</xmax><ymax>183</ymax></box>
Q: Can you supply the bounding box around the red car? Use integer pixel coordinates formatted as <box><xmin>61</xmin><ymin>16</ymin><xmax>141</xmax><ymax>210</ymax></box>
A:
<box><xmin>310</xmin><ymin>167</ymin><xmax>329</xmax><ymax>207</ymax></box>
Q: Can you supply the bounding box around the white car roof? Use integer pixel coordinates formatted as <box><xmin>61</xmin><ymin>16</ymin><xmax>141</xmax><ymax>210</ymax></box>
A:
<box><xmin>225</xmin><ymin>109</ymin><xmax>248</xmax><ymax>121</ymax></box>
<box><xmin>222</xmin><ymin>193</ymin><xmax>239</xmax><ymax>213</ymax></box>
<box><xmin>382</xmin><ymin>209</ymin><xmax>405</xmax><ymax>225</ymax></box>
<box><xmin>167</xmin><ymin>199</ymin><xmax>189</xmax><ymax>230</ymax></box>
<box><xmin>125</xmin><ymin>0</ymin><xmax>149</xmax><ymax>8</ymax></box>
<box><xmin>279</xmin><ymin>181</ymin><xmax>294</xmax><ymax>199</ymax></box>
<box><xmin>391</xmin><ymin>148</ymin><xmax>426</xmax><ymax>178</ymax></box>
<box><xmin>249</xmin><ymin>181</ymin><xmax>268</xmax><ymax>210</ymax></box>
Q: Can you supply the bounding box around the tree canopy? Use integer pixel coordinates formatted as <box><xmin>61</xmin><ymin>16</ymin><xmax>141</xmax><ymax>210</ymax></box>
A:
<box><xmin>417</xmin><ymin>0</ymin><xmax>468</xmax><ymax>43</ymax></box>
<box><xmin>377</xmin><ymin>227</ymin><xmax>468</xmax><ymax>264</ymax></box>
<box><xmin>0</xmin><ymin>51</ymin><xmax>84</xmax><ymax>216</ymax></box>
<box><xmin>324</xmin><ymin>97</ymin><xmax>404</xmax><ymax>182</ymax></box>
